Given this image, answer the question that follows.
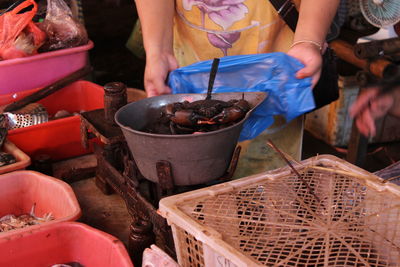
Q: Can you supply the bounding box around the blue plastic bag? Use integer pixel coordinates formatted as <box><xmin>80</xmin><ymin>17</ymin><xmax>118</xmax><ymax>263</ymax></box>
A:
<box><xmin>168</xmin><ymin>52</ymin><xmax>315</xmax><ymax>141</ymax></box>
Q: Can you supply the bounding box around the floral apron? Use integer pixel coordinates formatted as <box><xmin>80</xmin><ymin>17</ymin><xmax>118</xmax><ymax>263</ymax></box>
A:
<box><xmin>174</xmin><ymin>0</ymin><xmax>300</xmax><ymax>66</ymax></box>
<box><xmin>173</xmin><ymin>0</ymin><xmax>304</xmax><ymax>178</ymax></box>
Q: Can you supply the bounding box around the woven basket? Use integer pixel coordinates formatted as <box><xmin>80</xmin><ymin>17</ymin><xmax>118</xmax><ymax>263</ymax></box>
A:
<box><xmin>159</xmin><ymin>155</ymin><xmax>400</xmax><ymax>266</ymax></box>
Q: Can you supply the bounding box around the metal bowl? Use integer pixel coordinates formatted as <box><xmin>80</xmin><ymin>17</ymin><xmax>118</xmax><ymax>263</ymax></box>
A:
<box><xmin>115</xmin><ymin>92</ymin><xmax>266</xmax><ymax>186</ymax></box>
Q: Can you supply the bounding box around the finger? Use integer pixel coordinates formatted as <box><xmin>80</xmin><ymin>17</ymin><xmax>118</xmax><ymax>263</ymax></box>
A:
<box><xmin>349</xmin><ymin>89</ymin><xmax>379</xmax><ymax>118</ymax></box>
<box><xmin>365</xmin><ymin>111</ymin><xmax>376</xmax><ymax>137</ymax></box>
<box><xmin>355</xmin><ymin>118</ymin><xmax>370</xmax><ymax>137</ymax></box>
<box><xmin>168</xmin><ymin>56</ymin><xmax>179</xmax><ymax>71</ymax></box>
<box><xmin>144</xmin><ymin>76</ymin><xmax>164</xmax><ymax>97</ymax></box>
<box><xmin>144</xmin><ymin>66</ymin><xmax>171</xmax><ymax>97</ymax></box>
<box><xmin>354</xmin><ymin>109</ymin><xmax>368</xmax><ymax>136</ymax></box>
<box><xmin>145</xmin><ymin>81</ymin><xmax>171</xmax><ymax>97</ymax></box>
<box><xmin>295</xmin><ymin>66</ymin><xmax>320</xmax><ymax>88</ymax></box>
<box><xmin>145</xmin><ymin>83</ymin><xmax>158</xmax><ymax>97</ymax></box>
<box><xmin>154</xmin><ymin>74</ymin><xmax>171</xmax><ymax>94</ymax></box>
<box><xmin>296</xmin><ymin>64</ymin><xmax>320</xmax><ymax>80</ymax></box>
<box><xmin>359</xmin><ymin>108</ymin><xmax>376</xmax><ymax>137</ymax></box>
<box><xmin>311</xmin><ymin>71</ymin><xmax>321</xmax><ymax>88</ymax></box>
<box><xmin>355</xmin><ymin>114</ymin><xmax>372</xmax><ymax>137</ymax></box>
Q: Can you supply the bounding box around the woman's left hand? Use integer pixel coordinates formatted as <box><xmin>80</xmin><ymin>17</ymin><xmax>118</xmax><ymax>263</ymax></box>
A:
<box><xmin>287</xmin><ymin>42</ymin><xmax>323</xmax><ymax>87</ymax></box>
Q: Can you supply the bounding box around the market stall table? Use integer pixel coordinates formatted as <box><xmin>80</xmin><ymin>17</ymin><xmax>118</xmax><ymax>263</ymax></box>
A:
<box><xmin>79</xmin><ymin>83</ymin><xmax>241</xmax><ymax>266</ymax></box>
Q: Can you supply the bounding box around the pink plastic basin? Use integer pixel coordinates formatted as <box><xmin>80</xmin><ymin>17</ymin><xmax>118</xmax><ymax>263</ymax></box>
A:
<box><xmin>0</xmin><ymin>41</ymin><xmax>93</xmax><ymax>94</ymax></box>
<box><xmin>0</xmin><ymin>80</ymin><xmax>104</xmax><ymax>160</ymax></box>
<box><xmin>0</xmin><ymin>170</ymin><xmax>81</xmax><ymax>238</ymax></box>
<box><xmin>0</xmin><ymin>222</ymin><xmax>133</xmax><ymax>267</ymax></box>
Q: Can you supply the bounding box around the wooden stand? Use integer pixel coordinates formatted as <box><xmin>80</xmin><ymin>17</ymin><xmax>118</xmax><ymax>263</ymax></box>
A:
<box><xmin>80</xmin><ymin>108</ymin><xmax>240</xmax><ymax>266</ymax></box>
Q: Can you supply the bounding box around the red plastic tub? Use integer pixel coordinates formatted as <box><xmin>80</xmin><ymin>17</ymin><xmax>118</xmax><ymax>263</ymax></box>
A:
<box><xmin>0</xmin><ymin>41</ymin><xmax>94</xmax><ymax>94</ymax></box>
<box><xmin>1</xmin><ymin>80</ymin><xmax>104</xmax><ymax>160</ymax></box>
<box><xmin>0</xmin><ymin>171</ymin><xmax>81</xmax><ymax>238</ymax></box>
<box><xmin>0</xmin><ymin>222</ymin><xmax>133</xmax><ymax>267</ymax></box>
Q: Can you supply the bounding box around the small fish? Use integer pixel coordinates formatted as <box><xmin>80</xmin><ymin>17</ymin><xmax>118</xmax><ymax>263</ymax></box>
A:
<box><xmin>0</xmin><ymin>152</ymin><xmax>16</xmax><ymax>167</ymax></box>
<box><xmin>0</xmin><ymin>204</ymin><xmax>53</xmax><ymax>232</ymax></box>
<box><xmin>0</xmin><ymin>115</ymin><xmax>7</xmax><ymax>129</ymax></box>
<box><xmin>0</xmin><ymin>127</ymin><xmax>7</xmax><ymax>147</ymax></box>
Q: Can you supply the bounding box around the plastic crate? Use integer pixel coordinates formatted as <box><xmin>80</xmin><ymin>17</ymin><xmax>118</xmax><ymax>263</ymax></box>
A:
<box><xmin>0</xmin><ymin>222</ymin><xmax>133</xmax><ymax>267</ymax></box>
<box><xmin>0</xmin><ymin>41</ymin><xmax>93</xmax><ymax>94</ymax></box>
<box><xmin>0</xmin><ymin>170</ymin><xmax>81</xmax><ymax>238</ymax></box>
<box><xmin>0</xmin><ymin>139</ymin><xmax>31</xmax><ymax>174</ymax></box>
<box><xmin>1</xmin><ymin>80</ymin><xmax>104</xmax><ymax>160</ymax></box>
<box><xmin>159</xmin><ymin>155</ymin><xmax>400</xmax><ymax>266</ymax></box>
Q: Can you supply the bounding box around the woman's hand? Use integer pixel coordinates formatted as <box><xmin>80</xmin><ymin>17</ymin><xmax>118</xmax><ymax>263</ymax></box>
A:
<box><xmin>349</xmin><ymin>87</ymin><xmax>395</xmax><ymax>137</ymax></box>
<box><xmin>144</xmin><ymin>53</ymin><xmax>179</xmax><ymax>97</ymax></box>
<box><xmin>290</xmin><ymin>0</ymin><xmax>340</xmax><ymax>86</ymax></box>
<box><xmin>287</xmin><ymin>42</ymin><xmax>323</xmax><ymax>87</ymax></box>
<box><xmin>135</xmin><ymin>0</ymin><xmax>176</xmax><ymax>97</ymax></box>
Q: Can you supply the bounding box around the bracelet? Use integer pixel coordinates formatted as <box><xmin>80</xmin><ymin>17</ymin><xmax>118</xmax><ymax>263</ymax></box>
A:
<box><xmin>290</xmin><ymin>40</ymin><xmax>323</xmax><ymax>52</ymax></box>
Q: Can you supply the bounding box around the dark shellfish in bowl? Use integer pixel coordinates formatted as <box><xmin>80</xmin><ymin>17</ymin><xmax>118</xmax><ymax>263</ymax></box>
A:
<box><xmin>115</xmin><ymin>92</ymin><xmax>266</xmax><ymax>186</ymax></box>
<box><xmin>144</xmin><ymin>97</ymin><xmax>251</xmax><ymax>135</ymax></box>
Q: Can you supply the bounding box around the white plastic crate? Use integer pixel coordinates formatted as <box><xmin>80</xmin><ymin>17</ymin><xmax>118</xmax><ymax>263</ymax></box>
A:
<box><xmin>159</xmin><ymin>155</ymin><xmax>400</xmax><ymax>266</ymax></box>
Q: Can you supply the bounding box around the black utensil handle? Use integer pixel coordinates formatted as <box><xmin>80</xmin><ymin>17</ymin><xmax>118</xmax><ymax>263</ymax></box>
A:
<box><xmin>4</xmin><ymin>66</ymin><xmax>92</xmax><ymax>112</ymax></box>
<box><xmin>206</xmin><ymin>58</ymin><xmax>220</xmax><ymax>100</ymax></box>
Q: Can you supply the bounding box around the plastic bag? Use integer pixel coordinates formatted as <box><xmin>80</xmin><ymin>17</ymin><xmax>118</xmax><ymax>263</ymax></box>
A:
<box><xmin>0</xmin><ymin>0</ymin><xmax>46</xmax><ymax>60</ymax></box>
<box><xmin>142</xmin><ymin>244</ymin><xmax>179</xmax><ymax>267</ymax></box>
<box><xmin>38</xmin><ymin>0</ymin><xmax>88</xmax><ymax>52</ymax></box>
<box><xmin>168</xmin><ymin>52</ymin><xmax>315</xmax><ymax>141</ymax></box>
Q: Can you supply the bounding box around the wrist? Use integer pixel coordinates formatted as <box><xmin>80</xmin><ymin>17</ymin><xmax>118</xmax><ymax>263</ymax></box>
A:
<box><xmin>290</xmin><ymin>40</ymin><xmax>323</xmax><ymax>53</ymax></box>
<box><xmin>146</xmin><ymin>49</ymin><xmax>174</xmax><ymax>60</ymax></box>
<box><xmin>144</xmin><ymin>40</ymin><xmax>174</xmax><ymax>58</ymax></box>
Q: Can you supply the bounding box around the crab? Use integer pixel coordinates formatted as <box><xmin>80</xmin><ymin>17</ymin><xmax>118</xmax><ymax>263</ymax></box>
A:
<box><xmin>161</xmin><ymin>57</ymin><xmax>251</xmax><ymax>134</ymax></box>
<box><xmin>163</xmin><ymin>97</ymin><xmax>250</xmax><ymax>134</ymax></box>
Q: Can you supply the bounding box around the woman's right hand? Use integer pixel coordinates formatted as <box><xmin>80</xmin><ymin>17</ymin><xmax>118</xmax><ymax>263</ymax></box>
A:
<box><xmin>287</xmin><ymin>42</ymin><xmax>323</xmax><ymax>87</ymax></box>
<box><xmin>144</xmin><ymin>52</ymin><xmax>179</xmax><ymax>97</ymax></box>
